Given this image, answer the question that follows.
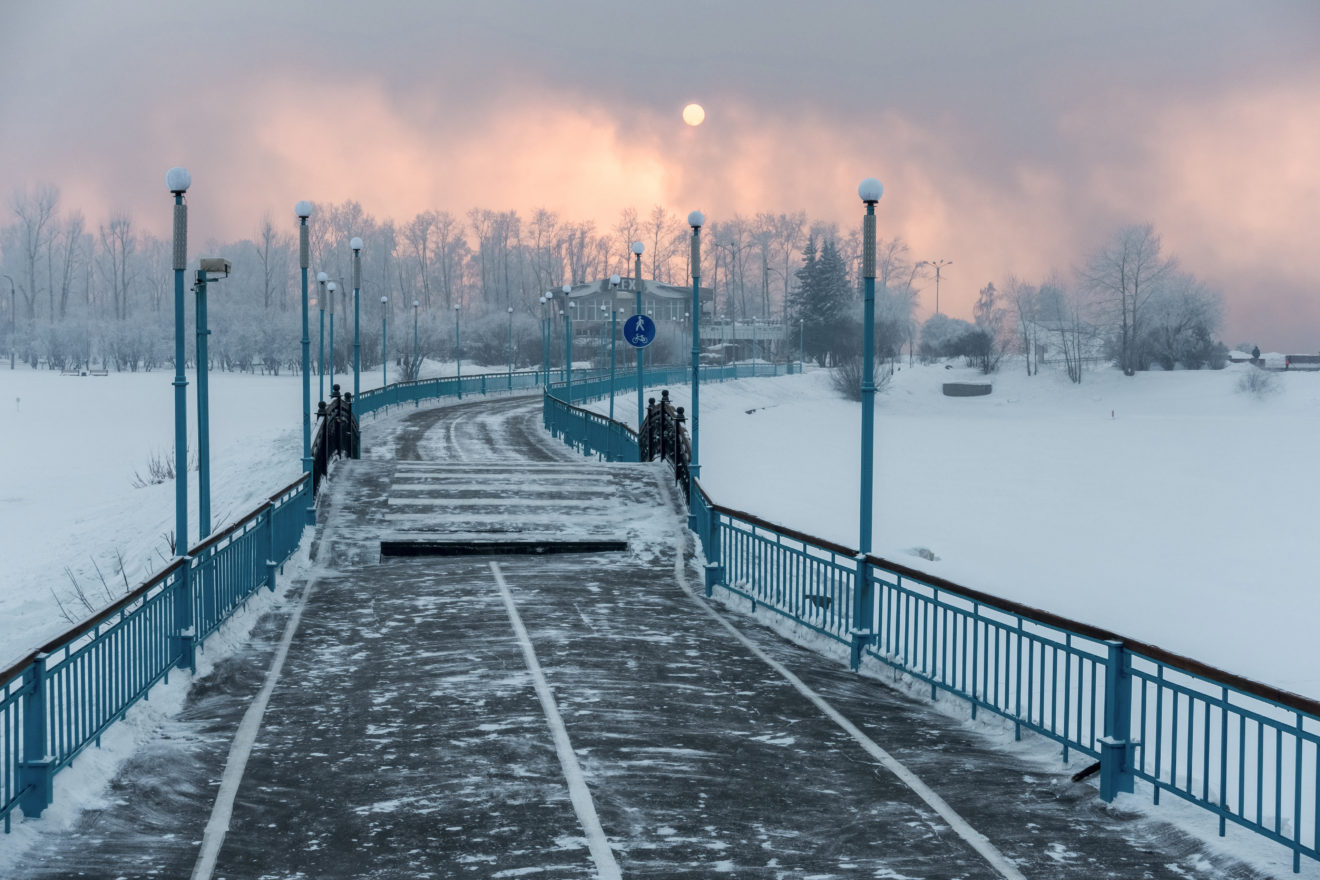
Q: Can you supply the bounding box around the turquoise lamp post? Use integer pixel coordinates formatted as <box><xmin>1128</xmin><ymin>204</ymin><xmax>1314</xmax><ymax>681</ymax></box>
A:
<box><xmin>327</xmin><ymin>281</ymin><xmax>337</xmax><ymax>394</ymax></box>
<box><xmin>853</xmin><ymin>176</ymin><xmax>882</xmax><ymax>670</ymax></box>
<box><xmin>315</xmin><ymin>272</ymin><xmax>327</xmax><ymax>402</ymax></box>
<box><xmin>561</xmin><ymin>284</ymin><xmax>573</xmax><ymax>403</ymax></box>
<box><xmin>545</xmin><ymin>290</ymin><xmax>555</xmax><ymax>381</ymax></box>
<box><xmin>688</xmin><ymin>210</ymin><xmax>705</xmax><ymax>519</ymax></box>
<box><xmin>507</xmin><ymin>306</ymin><xmax>514</xmax><ymax>390</ymax></box>
<box><xmin>168</xmin><ymin>167</ymin><xmax>195</xmax><ymax>670</ymax></box>
<box><xmin>296</xmin><ymin>201</ymin><xmax>314</xmax><ymax>524</ymax></box>
<box><xmin>168</xmin><ymin>168</ymin><xmax>191</xmax><ymax>554</ymax></box>
<box><xmin>631</xmin><ymin>242</ymin><xmax>644</xmax><ymax>429</ymax></box>
<box><xmin>193</xmin><ymin>257</ymin><xmax>230</xmax><ymax>539</ymax></box>
<box><xmin>351</xmin><ymin>237</ymin><xmax>363</xmax><ymax>401</ymax></box>
<box><xmin>412</xmin><ymin>300</ymin><xmax>419</xmax><ymax>381</ymax></box>
<box><xmin>380</xmin><ymin>295</ymin><xmax>389</xmax><ymax>388</ymax></box>
<box><xmin>857</xmin><ymin>177</ymin><xmax>882</xmax><ymax>554</ymax></box>
<box><xmin>608</xmin><ymin>274</ymin><xmax>620</xmax><ymax>419</ymax></box>
<box><xmin>453</xmin><ymin>303</ymin><xmax>462</xmax><ymax>399</ymax></box>
<box><xmin>538</xmin><ymin>295</ymin><xmax>548</xmax><ymax>382</ymax></box>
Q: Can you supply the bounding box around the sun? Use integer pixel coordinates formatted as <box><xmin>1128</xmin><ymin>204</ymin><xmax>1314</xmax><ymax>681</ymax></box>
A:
<box><xmin>682</xmin><ymin>103</ymin><xmax>705</xmax><ymax>126</ymax></box>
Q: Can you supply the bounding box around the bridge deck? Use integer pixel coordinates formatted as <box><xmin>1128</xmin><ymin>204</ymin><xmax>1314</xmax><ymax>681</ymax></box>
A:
<box><xmin>7</xmin><ymin>397</ymin><xmax>1276</xmax><ymax>879</ymax></box>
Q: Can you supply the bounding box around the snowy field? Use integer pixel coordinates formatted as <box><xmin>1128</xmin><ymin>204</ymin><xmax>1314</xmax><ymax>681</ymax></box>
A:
<box><xmin>594</xmin><ymin>361</ymin><xmax>1320</xmax><ymax>701</ymax></box>
<box><xmin>0</xmin><ymin>359</ymin><xmax>492</xmax><ymax>671</ymax></box>
<box><xmin>2</xmin><ymin>359</ymin><xmax>1317</xmax><ymax>706</ymax></box>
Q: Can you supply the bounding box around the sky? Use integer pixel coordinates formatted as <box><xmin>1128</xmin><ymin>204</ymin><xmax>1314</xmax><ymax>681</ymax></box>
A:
<box><xmin>2</xmin><ymin>1</ymin><xmax>1318</xmax><ymax>349</ymax></box>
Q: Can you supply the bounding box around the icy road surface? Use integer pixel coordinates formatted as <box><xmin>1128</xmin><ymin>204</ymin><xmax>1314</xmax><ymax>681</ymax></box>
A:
<box><xmin>6</xmin><ymin>397</ymin><xmax>1292</xmax><ymax>878</ymax></box>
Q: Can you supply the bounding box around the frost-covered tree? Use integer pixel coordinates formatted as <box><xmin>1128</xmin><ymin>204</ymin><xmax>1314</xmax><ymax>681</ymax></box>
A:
<box><xmin>789</xmin><ymin>237</ymin><xmax>852</xmax><ymax>365</ymax></box>
<box><xmin>1138</xmin><ymin>272</ymin><xmax>1225</xmax><ymax>370</ymax></box>
<box><xmin>1081</xmin><ymin>223</ymin><xmax>1176</xmax><ymax>375</ymax></box>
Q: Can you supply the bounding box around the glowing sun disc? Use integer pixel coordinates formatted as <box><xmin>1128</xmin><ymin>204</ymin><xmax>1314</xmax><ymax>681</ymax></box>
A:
<box><xmin>682</xmin><ymin>103</ymin><xmax>705</xmax><ymax>126</ymax></box>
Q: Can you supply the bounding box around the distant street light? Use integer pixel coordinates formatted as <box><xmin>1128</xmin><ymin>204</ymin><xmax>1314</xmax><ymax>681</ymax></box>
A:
<box><xmin>454</xmin><ymin>303</ymin><xmax>462</xmax><ymax>399</ymax></box>
<box><xmin>169</xmin><ymin>167</ymin><xmax>195</xmax><ymax>670</ymax></box>
<box><xmin>413</xmin><ymin>300</ymin><xmax>420</xmax><ymax>383</ymax></box>
<box><xmin>855</xmin><ymin>175</ymin><xmax>883</xmax><ymax>671</ymax></box>
<box><xmin>631</xmin><ymin>243</ymin><xmax>644</xmax><ymax>430</ymax></box>
<box><xmin>296</xmin><ymin>200</ymin><xmax>314</xmax><ymax>525</ymax></box>
<box><xmin>316</xmin><ymin>272</ymin><xmax>327</xmax><ymax>402</ymax></box>
<box><xmin>688</xmin><ymin>210</ymin><xmax>705</xmax><ymax>520</ymax></box>
<box><xmin>609</xmin><ymin>274</ymin><xmax>620</xmax><ymax>420</ymax></box>
<box><xmin>563</xmin><ymin>300</ymin><xmax>573</xmax><ymax>404</ymax></box>
<box><xmin>918</xmin><ymin>258</ymin><xmax>952</xmax><ymax>316</ymax></box>
<box><xmin>193</xmin><ymin>257</ymin><xmax>231</xmax><ymax>539</ymax></box>
<box><xmin>539</xmin><ymin>295</ymin><xmax>549</xmax><ymax>382</ymax></box>
<box><xmin>507</xmin><ymin>305</ymin><xmax>514</xmax><ymax>390</ymax></box>
<box><xmin>351</xmin><ymin>236</ymin><xmax>363</xmax><ymax>400</ymax></box>
<box><xmin>381</xmin><ymin>295</ymin><xmax>389</xmax><ymax>388</ymax></box>
<box><xmin>561</xmin><ymin>284</ymin><xmax>571</xmax><ymax>391</ymax></box>
<box><xmin>327</xmin><ymin>281</ymin><xmax>337</xmax><ymax>394</ymax></box>
<box><xmin>858</xmin><ymin>176</ymin><xmax>883</xmax><ymax>557</ymax></box>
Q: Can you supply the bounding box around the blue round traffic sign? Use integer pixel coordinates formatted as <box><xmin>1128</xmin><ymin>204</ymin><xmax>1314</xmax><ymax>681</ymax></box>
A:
<box><xmin>624</xmin><ymin>314</ymin><xmax>656</xmax><ymax>348</ymax></box>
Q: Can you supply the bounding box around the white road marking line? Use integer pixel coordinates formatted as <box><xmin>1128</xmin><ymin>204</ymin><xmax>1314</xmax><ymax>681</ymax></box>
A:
<box><xmin>191</xmin><ymin>578</ymin><xmax>317</xmax><ymax>880</ymax></box>
<box><xmin>489</xmin><ymin>561</ymin><xmax>622</xmax><ymax>880</ymax></box>
<box><xmin>668</xmin><ymin>531</ymin><xmax>1029</xmax><ymax>880</ymax></box>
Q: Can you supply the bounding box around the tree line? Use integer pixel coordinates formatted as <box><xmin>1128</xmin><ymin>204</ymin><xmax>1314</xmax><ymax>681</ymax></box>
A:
<box><xmin>791</xmin><ymin>221</ymin><xmax>1225</xmax><ymax>385</ymax></box>
<box><xmin>2</xmin><ymin>183</ymin><xmax>1224</xmax><ymax>384</ymax></box>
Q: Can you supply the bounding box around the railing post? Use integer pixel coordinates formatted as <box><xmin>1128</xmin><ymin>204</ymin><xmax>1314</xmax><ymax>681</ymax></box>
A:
<box><xmin>174</xmin><ymin>559</ymin><xmax>195</xmax><ymax>672</ymax></box>
<box><xmin>199</xmin><ymin>548</ymin><xmax>216</xmax><ymax>638</ymax></box>
<box><xmin>18</xmin><ymin>654</ymin><xmax>55</xmax><ymax>818</ymax></box>
<box><xmin>1099</xmin><ymin>639</ymin><xmax>1134</xmax><ymax>800</ymax></box>
<box><xmin>703</xmin><ymin>508</ymin><xmax>723</xmax><ymax>598</ymax></box>
<box><xmin>264</xmin><ymin>502</ymin><xmax>278</xmax><ymax>592</ymax></box>
<box><xmin>659</xmin><ymin>390</ymin><xmax>669</xmax><ymax>465</ymax></box>
<box><xmin>850</xmin><ymin>554</ymin><xmax>874</xmax><ymax>671</ymax></box>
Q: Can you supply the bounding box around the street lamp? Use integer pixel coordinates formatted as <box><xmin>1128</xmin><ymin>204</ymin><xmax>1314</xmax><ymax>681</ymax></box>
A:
<box><xmin>688</xmin><ymin>210</ymin><xmax>705</xmax><ymax>520</ymax></box>
<box><xmin>327</xmin><ymin>281</ymin><xmax>337</xmax><ymax>394</ymax></box>
<box><xmin>918</xmin><ymin>258</ymin><xmax>952</xmax><ymax>316</ymax></box>
<box><xmin>315</xmin><ymin>272</ymin><xmax>327</xmax><ymax>402</ymax></box>
<box><xmin>799</xmin><ymin>318</ymin><xmax>805</xmax><ymax>370</ymax></box>
<box><xmin>381</xmin><ymin>295</ymin><xmax>389</xmax><ymax>388</ymax></box>
<box><xmin>351</xmin><ymin>237</ymin><xmax>363</xmax><ymax>401</ymax></box>
<box><xmin>2</xmin><ymin>273</ymin><xmax>14</xmax><ymax>369</ymax></box>
<box><xmin>453</xmin><ymin>303</ymin><xmax>462</xmax><ymax>399</ymax></box>
<box><xmin>853</xmin><ymin>176</ymin><xmax>883</xmax><ymax>670</ymax></box>
<box><xmin>562</xmin><ymin>284</ymin><xmax>573</xmax><ymax>404</ymax></box>
<box><xmin>296</xmin><ymin>200</ymin><xmax>314</xmax><ymax>525</ymax></box>
<box><xmin>539</xmin><ymin>295</ymin><xmax>548</xmax><ymax>383</ymax></box>
<box><xmin>193</xmin><ymin>257</ymin><xmax>230</xmax><ymax>539</ymax></box>
<box><xmin>168</xmin><ymin>167</ymin><xmax>195</xmax><ymax>670</ymax></box>
<box><xmin>507</xmin><ymin>305</ymin><xmax>514</xmax><ymax>390</ymax></box>
<box><xmin>412</xmin><ymin>300</ymin><xmax>420</xmax><ymax>383</ymax></box>
<box><xmin>631</xmin><ymin>242</ymin><xmax>644</xmax><ymax>430</ymax></box>
<box><xmin>600</xmin><ymin>303</ymin><xmax>608</xmax><ymax>372</ymax></box>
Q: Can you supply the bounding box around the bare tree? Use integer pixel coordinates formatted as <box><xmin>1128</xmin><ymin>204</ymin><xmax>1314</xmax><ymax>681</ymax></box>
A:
<box><xmin>1081</xmin><ymin>223</ymin><xmax>1176</xmax><ymax>375</ymax></box>
<box><xmin>98</xmin><ymin>212</ymin><xmax>136</xmax><ymax>321</ymax></box>
<box><xmin>646</xmin><ymin>205</ymin><xmax>683</xmax><ymax>284</ymax></box>
<box><xmin>1039</xmin><ymin>280</ymin><xmax>1092</xmax><ymax>384</ymax></box>
<box><xmin>404</xmin><ymin>211</ymin><xmax>436</xmax><ymax>308</ymax></box>
<box><xmin>614</xmin><ymin>207</ymin><xmax>640</xmax><ymax>279</ymax></box>
<box><xmin>1006</xmin><ymin>276</ymin><xmax>1040</xmax><ymax>376</ymax></box>
<box><xmin>255</xmin><ymin>216</ymin><xmax>290</xmax><ymax>311</ymax></box>
<box><xmin>10</xmin><ymin>184</ymin><xmax>59</xmax><ymax>319</ymax></box>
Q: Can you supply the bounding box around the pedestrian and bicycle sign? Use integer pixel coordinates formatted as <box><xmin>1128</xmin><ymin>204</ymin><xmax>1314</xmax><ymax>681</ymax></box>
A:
<box><xmin>624</xmin><ymin>314</ymin><xmax>656</xmax><ymax>348</ymax></box>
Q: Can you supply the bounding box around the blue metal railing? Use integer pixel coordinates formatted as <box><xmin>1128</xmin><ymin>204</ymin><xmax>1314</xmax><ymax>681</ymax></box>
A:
<box><xmin>548</xmin><ymin>382</ymin><xmax>1320</xmax><ymax>872</ymax></box>
<box><xmin>0</xmin><ymin>475</ymin><xmax>310</xmax><ymax>830</ymax></box>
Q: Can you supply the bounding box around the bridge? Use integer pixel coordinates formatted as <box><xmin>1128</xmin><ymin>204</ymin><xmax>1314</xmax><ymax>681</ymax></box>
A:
<box><xmin>2</xmin><ymin>373</ymin><xmax>1305</xmax><ymax>878</ymax></box>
